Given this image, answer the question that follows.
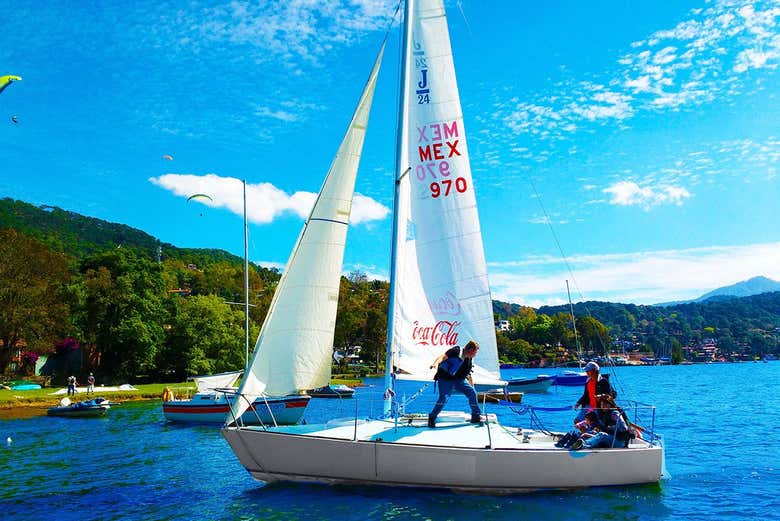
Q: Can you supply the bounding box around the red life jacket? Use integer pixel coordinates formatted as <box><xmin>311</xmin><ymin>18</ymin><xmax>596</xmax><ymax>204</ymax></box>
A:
<box><xmin>587</xmin><ymin>378</ymin><xmax>597</xmax><ymax>409</ymax></box>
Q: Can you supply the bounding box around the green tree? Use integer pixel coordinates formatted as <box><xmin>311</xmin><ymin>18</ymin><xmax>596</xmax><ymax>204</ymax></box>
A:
<box><xmin>671</xmin><ymin>338</ymin><xmax>684</xmax><ymax>364</ymax></box>
<box><xmin>158</xmin><ymin>294</ymin><xmax>248</xmax><ymax>379</ymax></box>
<box><xmin>0</xmin><ymin>229</ymin><xmax>73</xmax><ymax>373</ymax></box>
<box><xmin>576</xmin><ymin>316</ymin><xmax>611</xmax><ymax>355</ymax></box>
<box><xmin>0</xmin><ymin>230</ymin><xmax>72</xmax><ymax>372</ymax></box>
<box><xmin>496</xmin><ymin>333</ymin><xmax>534</xmax><ymax>363</ymax></box>
<box><xmin>79</xmin><ymin>249</ymin><xmax>166</xmax><ymax>380</ymax></box>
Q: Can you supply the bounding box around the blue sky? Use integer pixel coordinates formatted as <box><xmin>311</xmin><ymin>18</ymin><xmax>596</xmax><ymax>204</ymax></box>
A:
<box><xmin>1</xmin><ymin>0</ymin><xmax>779</xmax><ymax>306</ymax></box>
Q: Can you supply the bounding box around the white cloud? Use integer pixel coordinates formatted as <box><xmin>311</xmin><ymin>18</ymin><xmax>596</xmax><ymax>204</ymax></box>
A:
<box><xmin>253</xmin><ymin>105</ymin><xmax>300</xmax><ymax>122</ymax></box>
<box><xmin>734</xmin><ymin>47</ymin><xmax>776</xmax><ymax>73</ymax></box>
<box><xmin>529</xmin><ymin>215</ymin><xmax>569</xmax><ymax>225</ymax></box>
<box><xmin>149</xmin><ymin>173</ymin><xmax>389</xmax><ymax>225</ymax></box>
<box><xmin>492</xmin><ymin>0</ymin><xmax>780</xmax><ymax>145</ymax></box>
<box><xmin>488</xmin><ymin>242</ymin><xmax>780</xmax><ymax>306</ymax></box>
<box><xmin>189</xmin><ymin>1</ymin><xmax>391</xmax><ymax>65</ymax></box>
<box><xmin>602</xmin><ymin>180</ymin><xmax>691</xmax><ymax>208</ymax></box>
<box><xmin>351</xmin><ymin>194</ymin><xmax>391</xmax><ymax>224</ymax></box>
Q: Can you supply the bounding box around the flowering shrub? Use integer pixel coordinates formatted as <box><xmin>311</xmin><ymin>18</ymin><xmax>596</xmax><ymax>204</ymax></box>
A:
<box><xmin>21</xmin><ymin>351</ymin><xmax>39</xmax><ymax>365</ymax></box>
<box><xmin>55</xmin><ymin>337</ymin><xmax>80</xmax><ymax>355</ymax></box>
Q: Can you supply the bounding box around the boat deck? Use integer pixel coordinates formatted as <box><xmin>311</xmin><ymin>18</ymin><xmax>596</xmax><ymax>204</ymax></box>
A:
<box><xmin>245</xmin><ymin>412</ymin><xmax>652</xmax><ymax>451</ymax></box>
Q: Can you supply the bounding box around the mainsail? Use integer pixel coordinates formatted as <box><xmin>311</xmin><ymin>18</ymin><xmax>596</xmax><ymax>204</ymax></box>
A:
<box><xmin>231</xmin><ymin>44</ymin><xmax>385</xmax><ymax>420</ymax></box>
<box><xmin>389</xmin><ymin>0</ymin><xmax>502</xmax><ymax>385</ymax></box>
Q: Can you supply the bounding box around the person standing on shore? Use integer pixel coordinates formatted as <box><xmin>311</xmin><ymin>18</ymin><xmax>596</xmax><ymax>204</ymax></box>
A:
<box><xmin>428</xmin><ymin>340</ymin><xmax>482</xmax><ymax>428</ymax></box>
<box><xmin>87</xmin><ymin>373</ymin><xmax>95</xmax><ymax>394</ymax></box>
<box><xmin>67</xmin><ymin>375</ymin><xmax>77</xmax><ymax>396</ymax></box>
<box><xmin>573</xmin><ymin>361</ymin><xmax>616</xmax><ymax>425</ymax></box>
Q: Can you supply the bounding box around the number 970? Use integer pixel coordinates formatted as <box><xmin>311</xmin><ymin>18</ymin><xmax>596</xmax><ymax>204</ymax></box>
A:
<box><xmin>430</xmin><ymin>177</ymin><xmax>467</xmax><ymax>198</ymax></box>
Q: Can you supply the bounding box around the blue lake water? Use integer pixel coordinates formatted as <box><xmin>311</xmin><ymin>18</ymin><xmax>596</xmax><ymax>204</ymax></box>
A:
<box><xmin>2</xmin><ymin>363</ymin><xmax>779</xmax><ymax>520</ymax></box>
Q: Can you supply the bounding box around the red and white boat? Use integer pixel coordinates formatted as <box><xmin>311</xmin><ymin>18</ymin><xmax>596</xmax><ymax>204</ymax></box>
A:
<box><xmin>162</xmin><ymin>372</ymin><xmax>309</xmax><ymax>425</ymax></box>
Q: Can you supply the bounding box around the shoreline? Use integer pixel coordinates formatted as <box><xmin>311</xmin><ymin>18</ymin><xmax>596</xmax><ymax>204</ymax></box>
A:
<box><xmin>0</xmin><ymin>393</ymin><xmax>160</xmax><ymax>419</ymax></box>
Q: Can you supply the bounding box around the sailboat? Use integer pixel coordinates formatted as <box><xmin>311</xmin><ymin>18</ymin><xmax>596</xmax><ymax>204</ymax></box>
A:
<box><xmin>162</xmin><ymin>182</ymin><xmax>311</xmax><ymax>425</ymax></box>
<box><xmin>551</xmin><ymin>280</ymin><xmax>588</xmax><ymax>386</ymax></box>
<box><xmin>223</xmin><ymin>0</ymin><xmax>664</xmax><ymax>491</ymax></box>
<box><xmin>161</xmin><ymin>370</ymin><xmax>309</xmax><ymax>424</ymax></box>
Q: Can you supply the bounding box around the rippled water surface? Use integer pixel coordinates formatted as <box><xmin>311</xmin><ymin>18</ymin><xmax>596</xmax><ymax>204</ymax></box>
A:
<box><xmin>2</xmin><ymin>363</ymin><xmax>779</xmax><ymax>520</ymax></box>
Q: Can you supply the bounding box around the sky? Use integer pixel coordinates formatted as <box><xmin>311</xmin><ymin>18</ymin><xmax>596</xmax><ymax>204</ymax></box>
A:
<box><xmin>1</xmin><ymin>0</ymin><xmax>779</xmax><ymax>306</ymax></box>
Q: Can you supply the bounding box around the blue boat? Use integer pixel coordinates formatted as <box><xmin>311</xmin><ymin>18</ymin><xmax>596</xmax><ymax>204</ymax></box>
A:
<box><xmin>552</xmin><ymin>371</ymin><xmax>587</xmax><ymax>387</ymax></box>
<box><xmin>9</xmin><ymin>380</ymin><xmax>42</xmax><ymax>390</ymax></box>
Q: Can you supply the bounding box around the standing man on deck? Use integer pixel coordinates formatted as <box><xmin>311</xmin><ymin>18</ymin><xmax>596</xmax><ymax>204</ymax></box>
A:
<box><xmin>428</xmin><ymin>340</ymin><xmax>482</xmax><ymax>428</ymax></box>
<box><xmin>573</xmin><ymin>361</ymin><xmax>616</xmax><ymax>425</ymax></box>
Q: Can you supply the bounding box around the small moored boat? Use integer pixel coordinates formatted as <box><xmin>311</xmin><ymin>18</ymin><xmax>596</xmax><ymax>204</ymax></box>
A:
<box><xmin>47</xmin><ymin>397</ymin><xmax>111</xmax><ymax>418</ymax></box>
<box><xmin>477</xmin><ymin>389</ymin><xmax>523</xmax><ymax>404</ymax></box>
<box><xmin>307</xmin><ymin>384</ymin><xmax>355</xmax><ymax>398</ymax></box>
<box><xmin>506</xmin><ymin>375</ymin><xmax>554</xmax><ymax>393</ymax></box>
<box><xmin>552</xmin><ymin>370</ymin><xmax>588</xmax><ymax>387</ymax></box>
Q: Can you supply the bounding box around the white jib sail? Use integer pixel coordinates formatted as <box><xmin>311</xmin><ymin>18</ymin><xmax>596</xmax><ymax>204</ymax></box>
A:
<box><xmin>231</xmin><ymin>44</ymin><xmax>385</xmax><ymax>420</ymax></box>
<box><xmin>391</xmin><ymin>0</ymin><xmax>503</xmax><ymax>386</ymax></box>
<box><xmin>193</xmin><ymin>371</ymin><xmax>242</xmax><ymax>393</ymax></box>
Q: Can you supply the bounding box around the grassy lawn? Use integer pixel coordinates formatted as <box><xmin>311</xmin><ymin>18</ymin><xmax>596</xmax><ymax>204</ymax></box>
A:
<box><xmin>0</xmin><ymin>382</ymin><xmax>195</xmax><ymax>408</ymax></box>
<box><xmin>1</xmin><ymin>377</ymin><xmax>365</xmax><ymax>408</ymax></box>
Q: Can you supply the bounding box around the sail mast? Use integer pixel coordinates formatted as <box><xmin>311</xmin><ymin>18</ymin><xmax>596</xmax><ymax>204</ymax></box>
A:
<box><xmin>384</xmin><ymin>0</ymin><xmax>414</xmax><ymax>416</ymax></box>
<box><xmin>566</xmin><ymin>279</ymin><xmax>582</xmax><ymax>369</ymax></box>
<box><xmin>243</xmin><ymin>179</ymin><xmax>250</xmax><ymax>370</ymax></box>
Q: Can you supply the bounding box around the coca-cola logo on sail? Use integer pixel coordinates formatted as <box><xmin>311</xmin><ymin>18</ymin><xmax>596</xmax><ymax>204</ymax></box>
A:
<box><xmin>428</xmin><ymin>291</ymin><xmax>462</xmax><ymax>317</ymax></box>
<box><xmin>412</xmin><ymin>320</ymin><xmax>461</xmax><ymax>346</ymax></box>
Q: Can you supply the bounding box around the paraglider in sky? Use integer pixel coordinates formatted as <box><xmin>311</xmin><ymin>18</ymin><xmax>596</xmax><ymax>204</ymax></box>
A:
<box><xmin>162</xmin><ymin>154</ymin><xmax>173</xmax><ymax>161</ymax></box>
<box><xmin>187</xmin><ymin>193</ymin><xmax>213</xmax><ymax>217</ymax></box>
<box><xmin>0</xmin><ymin>75</ymin><xmax>22</xmax><ymax>95</ymax></box>
<box><xmin>187</xmin><ymin>193</ymin><xmax>213</xmax><ymax>203</ymax></box>
<box><xmin>11</xmin><ymin>115</ymin><xmax>18</xmax><ymax>124</ymax></box>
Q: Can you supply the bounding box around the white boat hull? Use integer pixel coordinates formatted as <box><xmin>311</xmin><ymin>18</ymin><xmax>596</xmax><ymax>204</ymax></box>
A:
<box><xmin>506</xmin><ymin>376</ymin><xmax>554</xmax><ymax>393</ymax></box>
<box><xmin>163</xmin><ymin>394</ymin><xmax>309</xmax><ymax>425</ymax></box>
<box><xmin>222</xmin><ymin>414</ymin><xmax>663</xmax><ymax>492</ymax></box>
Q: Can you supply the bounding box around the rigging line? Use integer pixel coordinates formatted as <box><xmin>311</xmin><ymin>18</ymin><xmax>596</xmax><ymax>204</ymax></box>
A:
<box><xmin>456</xmin><ymin>0</ymin><xmax>474</xmax><ymax>38</ymax></box>
<box><xmin>526</xmin><ymin>176</ymin><xmax>583</xmax><ymax>300</ymax></box>
<box><xmin>386</xmin><ymin>0</ymin><xmax>403</xmax><ymax>35</ymax></box>
<box><xmin>526</xmin><ymin>175</ymin><xmax>626</xmax><ymax>393</ymax></box>
<box><xmin>528</xmin><ymin>177</ymin><xmax>613</xmax><ymax>361</ymax></box>
<box><xmin>398</xmin><ymin>382</ymin><xmax>431</xmax><ymax>411</ymax></box>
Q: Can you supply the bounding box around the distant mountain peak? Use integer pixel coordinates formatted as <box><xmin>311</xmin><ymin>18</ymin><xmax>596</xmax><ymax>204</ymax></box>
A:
<box><xmin>655</xmin><ymin>275</ymin><xmax>780</xmax><ymax>307</ymax></box>
<box><xmin>696</xmin><ymin>275</ymin><xmax>780</xmax><ymax>303</ymax></box>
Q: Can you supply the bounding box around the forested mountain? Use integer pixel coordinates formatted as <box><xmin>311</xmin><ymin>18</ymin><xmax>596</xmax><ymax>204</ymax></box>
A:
<box><xmin>0</xmin><ymin>198</ymin><xmax>244</xmax><ymax>266</ymax></box>
<box><xmin>521</xmin><ymin>291</ymin><xmax>780</xmax><ymax>358</ymax></box>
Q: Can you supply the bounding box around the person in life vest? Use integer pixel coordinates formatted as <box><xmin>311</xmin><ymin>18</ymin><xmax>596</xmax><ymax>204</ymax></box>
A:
<box><xmin>573</xmin><ymin>361</ymin><xmax>616</xmax><ymax>425</ymax></box>
<box><xmin>427</xmin><ymin>340</ymin><xmax>482</xmax><ymax>428</ymax></box>
<box><xmin>571</xmin><ymin>394</ymin><xmax>631</xmax><ymax>450</ymax></box>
